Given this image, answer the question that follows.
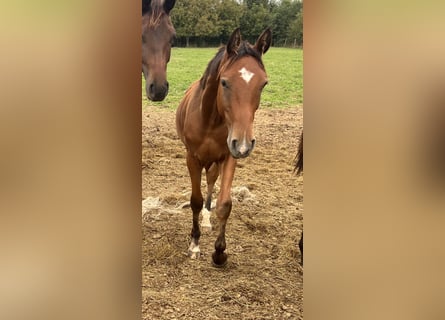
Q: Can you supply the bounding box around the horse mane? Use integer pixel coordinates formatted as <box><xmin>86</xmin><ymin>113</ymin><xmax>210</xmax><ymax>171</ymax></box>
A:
<box><xmin>200</xmin><ymin>41</ymin><xmax>265</xmax><ymax>90</ymax></box>
<box><xmin>142</xmin><ymin>0</ymin><xmax>166</xmax><ymax>28</ymax></box>
<box><xmin>200</xmin><ymin>47</ymin><xmax>225</xmax><ymax>89</ymax></box>
<box><xmin>142</xmin><ymin>0</ymin><xmax>151</xmax><ymax>15</ymax></box>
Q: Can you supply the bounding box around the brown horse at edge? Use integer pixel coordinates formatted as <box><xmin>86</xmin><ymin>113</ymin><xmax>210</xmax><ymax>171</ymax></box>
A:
<box><xmin>176</xmin><ymin>28</ymin><xmax>272</xmax><ymax>267</ymax></box>
<box><xmin>142</xmin><ymin>0</ymin><xmax>176</xmax><ymax>101</ymax></box>
<box><xmin>295</xmin><ymin>131</ymin><xmax>303</xmax><ymax>265</ymax></box>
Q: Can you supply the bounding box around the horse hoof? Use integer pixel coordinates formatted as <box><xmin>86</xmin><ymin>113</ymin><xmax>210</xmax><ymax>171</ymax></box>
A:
<box><xmin>188</xmin><ymin>250</ymin><xmax>200</xmax><ymax>260</ymax></box>
<box><xmin>212</xmin><ymin>260</ymin><xmax>227</xmax><ymax>268</ymax></box>
<box><xmin>188</xmin><ymin>242</ymin><xmax>200</xmax><ymax>259</ymax></box>
<box><xmin>212</xmin><ymin>252</ymin><xmax>228</xmax><ymax>267</ymax></box>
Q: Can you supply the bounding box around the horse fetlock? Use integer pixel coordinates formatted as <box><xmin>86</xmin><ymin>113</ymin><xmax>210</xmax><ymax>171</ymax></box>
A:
<box><xmin>214</xmin><ymin>236</ymin><xmax>226</xmax><ymax>252</ymax></box>
<box><xmin>213</xmin><ymin>232</ymin><xmax>228</xmax><ymax>267</ymax></box>
<box><xmin>190</xmin><ymin>227</ymin><xmax>201</xmax><ymax>241</ymax></box>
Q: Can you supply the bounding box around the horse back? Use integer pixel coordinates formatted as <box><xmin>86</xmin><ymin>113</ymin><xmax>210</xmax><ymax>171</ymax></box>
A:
<box><xmin>176</xmin><ymin>81</ymin><xmax>201</xmax><ymax>141</ymax></box>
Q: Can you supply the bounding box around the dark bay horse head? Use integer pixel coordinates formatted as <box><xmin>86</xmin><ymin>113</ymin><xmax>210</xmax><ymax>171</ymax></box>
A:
<box><xmin>142</xmin><ymin>0</ymin><xmax>176</xmax><ymax>101</ymax></box>
<box><xmin>212</xmin><ymin>28</ymin><xmax>272</xmax><ymax>159</ymax></box>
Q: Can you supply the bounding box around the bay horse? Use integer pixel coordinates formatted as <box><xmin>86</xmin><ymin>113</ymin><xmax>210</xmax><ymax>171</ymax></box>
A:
<box><xmin>176</xmin><ymin>28</ymin><xmax>272</xmax><ymax>267</ymax></box>
<box><xmin>295</xmin><ymin>131</ymin><xmax>303</xmax><ymax>265</ymax></box>
<box><xmin>142</xmin><ymin>0</ymin><xmax>176</xmax><ymax>101</ymax></box>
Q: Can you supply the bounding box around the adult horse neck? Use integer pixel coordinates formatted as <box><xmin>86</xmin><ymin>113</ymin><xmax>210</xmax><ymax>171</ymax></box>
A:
<box><xmin>142</xmin><ymin>0</ymin><xmax>176</xmax><ymax>102</ymax></box>
<box><xmin>176</xmin><ymin>28</ymin><xmax>272</xmax><ymax>267</ymax></box>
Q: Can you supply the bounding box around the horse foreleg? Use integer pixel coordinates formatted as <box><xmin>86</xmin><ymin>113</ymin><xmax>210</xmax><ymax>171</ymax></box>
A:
<box><xmin>295</xmin><ymin>131</ymin><xmax>303</xmax><ymax>174</ymax></box>
<box><xmin>212</xmin><ymin>157</ymin><xmax>236</xmax><ymax>267</ymax></box>
<box><xmin>299</xmin><ymin>231</ymin><xmax>303</xmax><ymax>265</ymax></box>
<box><xmin>186</xmin><ymin>153</ymin><xmax>203</xmax><ymax>259</ymax></box>
<box><xmin>201</xmin><ymin>163</ymin><xmax>219</xmax><ymax>232</ymax></box>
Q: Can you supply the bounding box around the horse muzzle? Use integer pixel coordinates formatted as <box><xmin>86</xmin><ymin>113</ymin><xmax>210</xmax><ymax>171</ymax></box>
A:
<box><xmin>228</xmin><ymin>137</ymin><xmax>256</xmax><ymax>159</ymax></box>
<box><xmin>146</xmin><ymin>81</ymin><xmax>169</xmax><ymax>102</ymax></box>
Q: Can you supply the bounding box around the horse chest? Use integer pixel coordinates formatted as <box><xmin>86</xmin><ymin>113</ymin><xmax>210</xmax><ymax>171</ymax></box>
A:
<box><xmin>193</xmin><ymin>135</ymin><xmax>228</xmax><ymax>164</ymax></box>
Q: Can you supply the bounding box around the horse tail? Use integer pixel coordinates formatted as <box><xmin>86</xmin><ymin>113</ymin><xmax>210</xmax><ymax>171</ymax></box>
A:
<box><xmin>295</xmin><ymin>131</ymin><xmax>303</xmax><ymax>175</ymax></box>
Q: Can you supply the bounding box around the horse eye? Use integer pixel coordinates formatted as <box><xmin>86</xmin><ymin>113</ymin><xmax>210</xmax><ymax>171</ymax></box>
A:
<box><xmin>221</xmin><ymin>79</ymin><xmax>228</xmax><ymax>88</ymax></box>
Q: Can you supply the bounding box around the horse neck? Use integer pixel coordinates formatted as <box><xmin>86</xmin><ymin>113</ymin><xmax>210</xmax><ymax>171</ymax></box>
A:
<box><xmin>201</xmin><ymin>78</ymin><xmax>223</xmax><ymax>127</ymax></box>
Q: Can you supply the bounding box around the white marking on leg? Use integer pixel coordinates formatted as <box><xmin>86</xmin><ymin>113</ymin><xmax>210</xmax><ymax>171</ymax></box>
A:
<box><xmin>188</xmin><ymin>241</ymin><xmax>200</xmax><ymax>259</ymax></box>
<box><xmin>239</xmin><ymin>67</ymin><xmax>254</xmax><ymax>84</ymax></box>
<box><xmin>200</xmin><ymin>208</ymin><xmax>212</xmax><ymax>232</ymax></box>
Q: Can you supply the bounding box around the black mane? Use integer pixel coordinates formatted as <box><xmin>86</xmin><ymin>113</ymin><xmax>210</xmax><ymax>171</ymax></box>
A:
<box><xmin>142</xmin><ymin>0</ymin><xmax>164</xmax><ymax>17</ymax></box>
<box><xmin>142</xmin><ymin>0</ymin><xmax>151</xmax><ymax>15</ymax></box>
<box><xmin>200</xmin><ymin>41</ymin><xmax>265</xmax><ymax>89</ymax></box>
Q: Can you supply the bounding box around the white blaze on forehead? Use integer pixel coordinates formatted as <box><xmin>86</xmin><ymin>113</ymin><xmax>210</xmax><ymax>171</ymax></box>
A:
<box><xmin>239</xmin><ymin>67</ymin><xmax>255</xmax><ymax>84</ymax></box>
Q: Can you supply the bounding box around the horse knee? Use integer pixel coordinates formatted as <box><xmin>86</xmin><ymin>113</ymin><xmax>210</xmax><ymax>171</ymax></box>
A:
<box><xmin>190</xmin><ymin>196</ymin><xmax>203</xmax><ymax>213</ymax></box>
<box><xmin>216</xmin><ymin>200</ymin><xmax>232</xmax><ymax>220</ymax></box>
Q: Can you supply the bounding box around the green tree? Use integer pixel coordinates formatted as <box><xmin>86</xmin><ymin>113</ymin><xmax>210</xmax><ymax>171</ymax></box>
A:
<box><xmin>244</xmin><ymin>0</ymin><xmax>271</xmax><ymax>9</ymax></box>
<box><xmin>272</xmin><ymin>0</ymin><xmax>301</xmax><ymax>46</ymax></box>
<box><xmin>217</xmin><ymin>0</ymin><xmax>245</xmax><ymax>39</ymax></box>
<box><xmin>170</xmin><ymin>0</ymin><xmax>303</xmax><ymax>47</ymax></box>
<box><xmin>194</xmin><ymin>0</ymin><xmax>219</xmax><ymax>37</ymax></box>
<box><xmin>239</xmin><ymin>3</ymin><xmax>273</xmax><ymax>42</ymax></box>
<box><xmin>287</xmin><ymin>4</ymin><xmax>303</xmax><ymax>47</ymax></box>
<box><xmin>171</xmin><ymin>0</ymin><xmax>220</xmax><ymax>46</ymax></box>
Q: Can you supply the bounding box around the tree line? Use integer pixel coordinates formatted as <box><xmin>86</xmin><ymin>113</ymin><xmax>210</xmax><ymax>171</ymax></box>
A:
<box><xmin>171</xmin><ymin>0</ymin><xmax>303</xmax><ymax>47</ymax></box>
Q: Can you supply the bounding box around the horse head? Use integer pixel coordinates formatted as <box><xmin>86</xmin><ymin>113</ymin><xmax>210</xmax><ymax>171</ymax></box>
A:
<box><xmin>216</xmin><ymin>28</ymin><xmax>272</xmax><ymax>159</ymax></box>
<box><xmin>142</xmin><ymin>0</ymin><xmax>176</xmax><ymax>101</ymax></box>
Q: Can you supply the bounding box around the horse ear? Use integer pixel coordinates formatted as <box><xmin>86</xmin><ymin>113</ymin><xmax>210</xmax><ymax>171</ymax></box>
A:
<box><xmin>164</xmin><ymin>0</ymin><xmax>176</xmax><ymax>14</ymax></box>
<box><xmin>142</xmin><ymin>0</ymin><xmax>151</xmax><ymax>15</ymax></box>
<box><xmin>226</xmin><ymin>28</ymin><xmax>242</xmax><ymax>56</ymax></box>
<box><xmin>255</xmin><ymin>28</ymin><xmax>272</xmax><ymax>55</ymax></box>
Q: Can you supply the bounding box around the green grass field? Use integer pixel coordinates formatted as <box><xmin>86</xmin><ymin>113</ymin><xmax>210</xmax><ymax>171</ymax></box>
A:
<box><xmin>142</xmin><ymin>47</ymin><xmax>302</xmax><ymax>109</ymax></box>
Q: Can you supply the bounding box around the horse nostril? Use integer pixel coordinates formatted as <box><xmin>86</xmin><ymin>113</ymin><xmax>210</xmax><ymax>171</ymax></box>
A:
<box><xmin>149</xmin><ymin>83</ymin><xmax>155</xmax><ymax>94</ymax></box>
<box><xmin>165</xmin><ymin>82</ymin><xmax>169</xmax><ymax>90</ymax></box>
<box><xmin>251</xmin><ymin>139</ymin><xmax>256</xmax><ymax>148</ymax></box>
<box><xmin>231</xmin><ymin>139</ymin><xmax>238</xmax><ymax>151</ymax></box>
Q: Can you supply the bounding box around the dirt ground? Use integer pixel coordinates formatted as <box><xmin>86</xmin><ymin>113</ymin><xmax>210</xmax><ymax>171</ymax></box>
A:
<box><xmin>142</xmin><ymin>106</ymin><xmax>303</xmax><ymax>319</ymax></box>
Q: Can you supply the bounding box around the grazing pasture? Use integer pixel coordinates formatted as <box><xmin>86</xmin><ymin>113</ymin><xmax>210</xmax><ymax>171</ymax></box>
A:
<box><xmin>142</xmin><ymin>46</ymin><xmax>303</xmax><ymax>319</ymax></box>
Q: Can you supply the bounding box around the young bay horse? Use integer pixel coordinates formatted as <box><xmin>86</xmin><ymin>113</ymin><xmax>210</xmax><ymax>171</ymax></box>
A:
<box><xmin>176</xmin><ymin>28</ymin><xmax>272</xmax><ymax>267</ymax></box>
<box><xmin>295</xmin><ymin>131</ymin><xmax>303</xmax><ymax>264</ymax></box>
<box><xmin>142</xmin><ymin>0</ymin><xmax>176</xmax><ymax>101</ymax></box>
